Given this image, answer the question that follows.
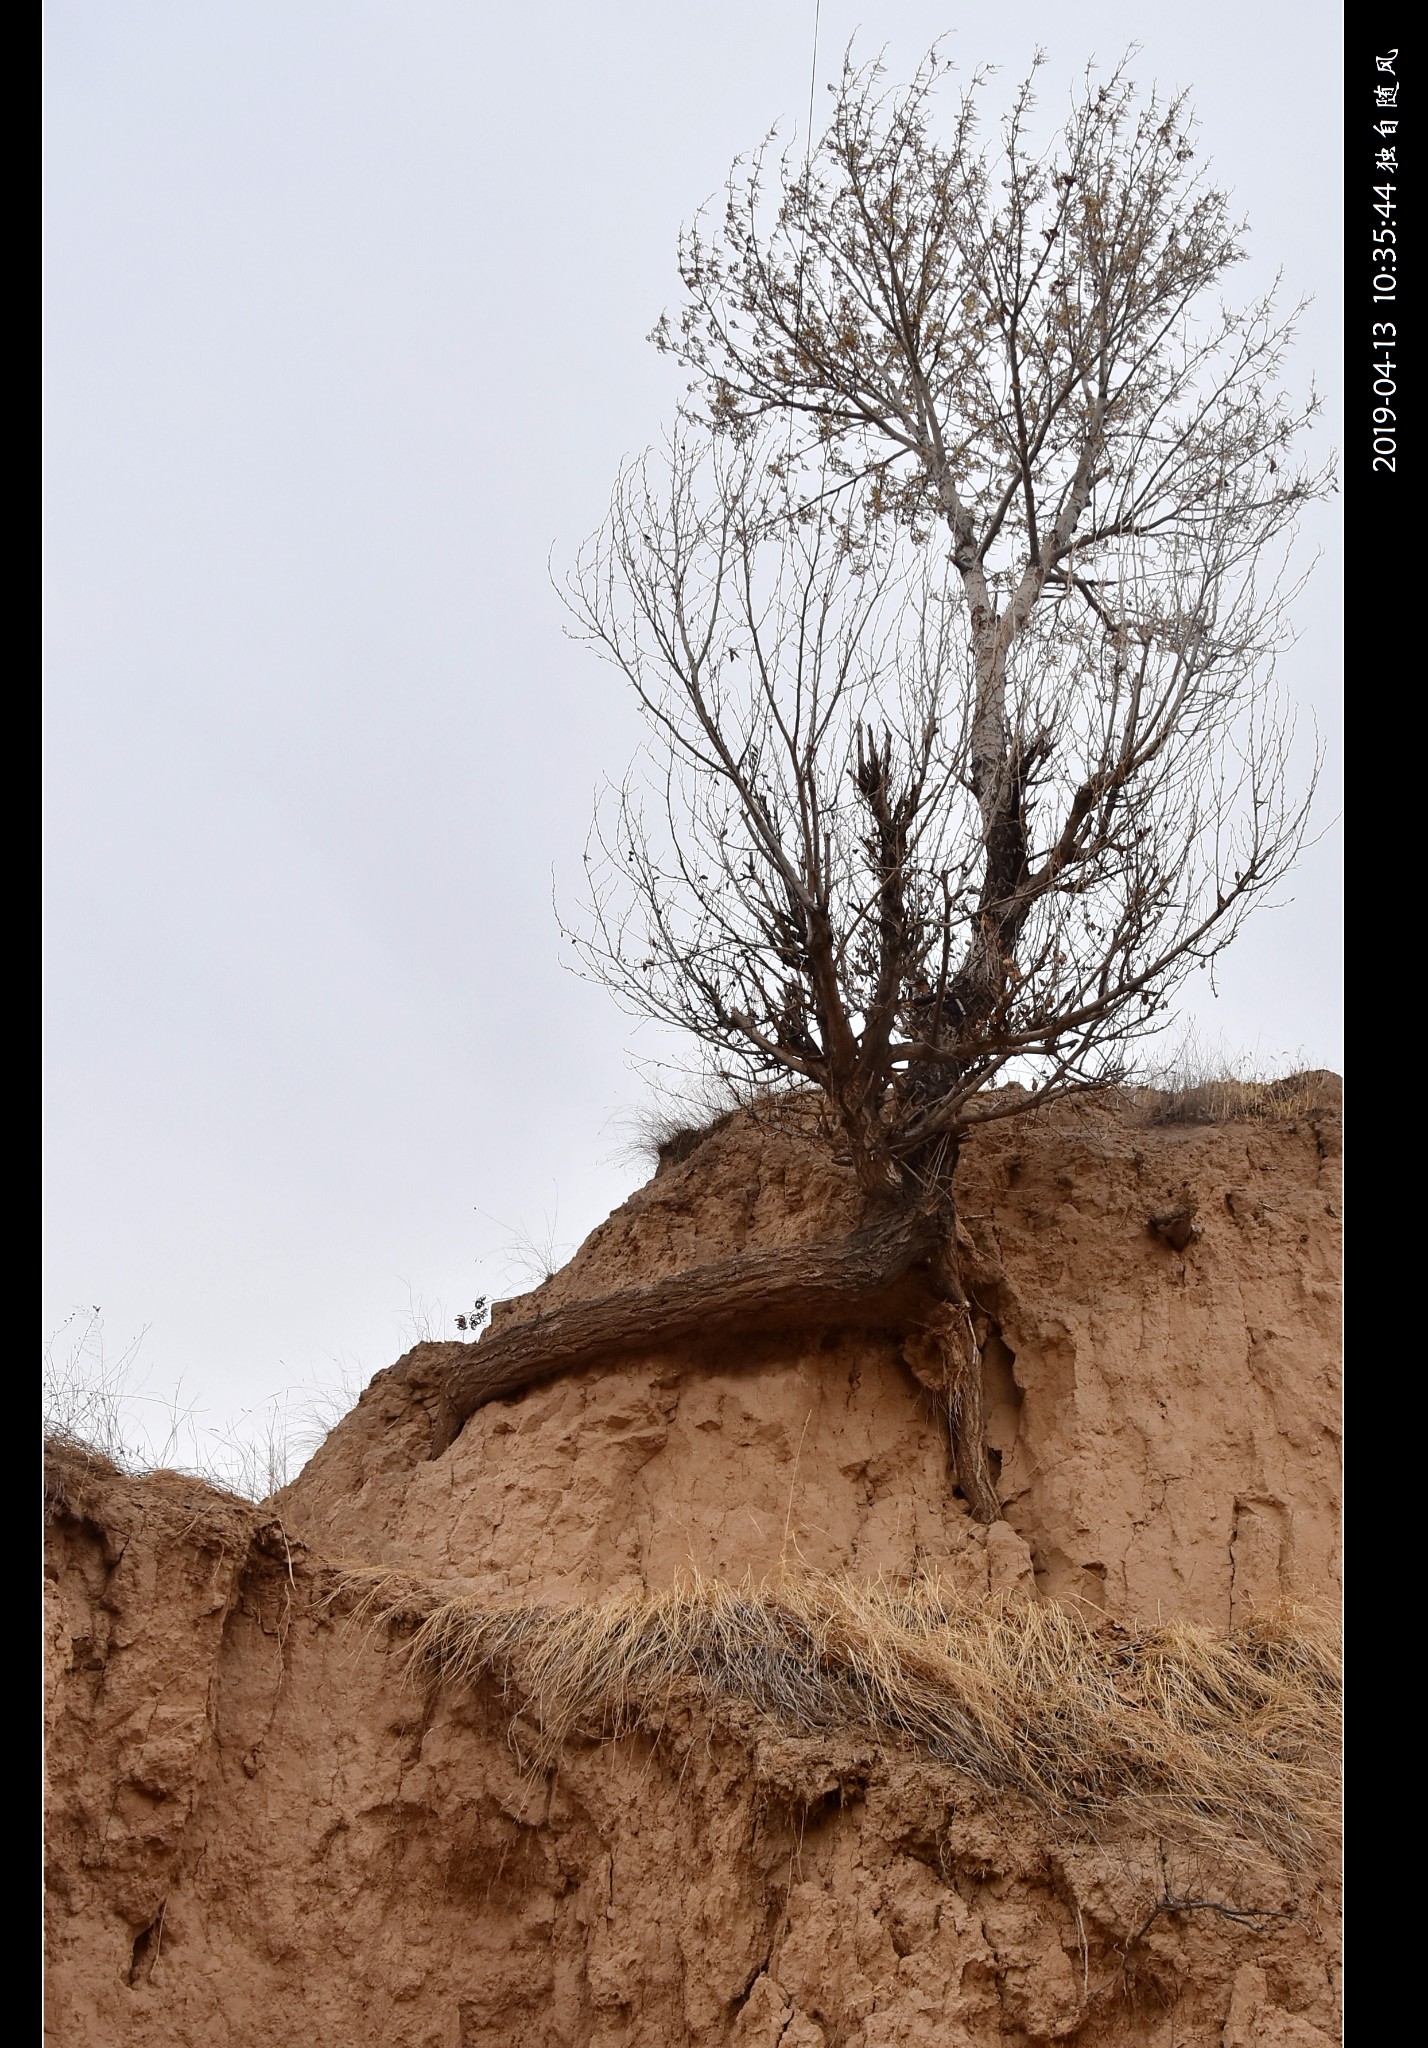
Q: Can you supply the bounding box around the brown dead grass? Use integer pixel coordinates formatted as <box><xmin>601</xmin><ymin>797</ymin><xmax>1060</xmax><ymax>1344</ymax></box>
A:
<box><xmin>1134</xmin><ymin>1068</ymin><xmax>1340</xmax><ymax>1129</ymax></box>
<box><xmin>399</xmin><ymin>1572</ymin><xmax>1339</xmax><ymax>1872</ymax></box>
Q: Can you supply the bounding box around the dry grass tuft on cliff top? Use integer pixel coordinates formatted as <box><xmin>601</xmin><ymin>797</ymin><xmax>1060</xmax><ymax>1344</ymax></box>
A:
<box><xmin>1138</xmin><ymin>1069</ymin><xmax>1338</xmax><ymax>1129</ymax></box>
<box><xmin>389</xmin><ymin>1572</ymin><xmax>1339</xmax><ymax>1872</ymax></box>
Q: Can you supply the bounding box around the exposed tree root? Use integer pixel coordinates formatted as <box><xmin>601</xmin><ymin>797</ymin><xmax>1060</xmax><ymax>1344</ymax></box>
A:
<box><xmin>403</xmin><ymin>1213</ymin><xmax>929</xmax><ymax>1452</ymax></box>
<box><xmin>401</xmin><ymin>1209</ymin><xmax>1002</xmax><ymax>1523</ymax></box>
<box><xmin>900</xmin><ymin>1302</ymin><xmax>1002</xmax><ymax>1524</ymax></box>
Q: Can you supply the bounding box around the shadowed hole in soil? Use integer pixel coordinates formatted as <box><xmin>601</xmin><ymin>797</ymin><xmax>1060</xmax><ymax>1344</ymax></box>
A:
<box><xmin>127</xmin><ymin>1903</ymin><xmax>165</xmax><ymax>1987</ymax></box>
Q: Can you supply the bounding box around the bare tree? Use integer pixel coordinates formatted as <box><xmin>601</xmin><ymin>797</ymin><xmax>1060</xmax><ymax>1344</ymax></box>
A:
<box><xmin>416</xmin><ymin>51</ymin><xmax>1327</xmax><ymax>1518</ymax></box>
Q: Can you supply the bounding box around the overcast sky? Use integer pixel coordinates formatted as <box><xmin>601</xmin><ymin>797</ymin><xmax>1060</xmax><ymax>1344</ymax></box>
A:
<box><xmin>43</xmin><ymin>0</ymin><xmax>1342</xmax><ymax>1453</ymax></box>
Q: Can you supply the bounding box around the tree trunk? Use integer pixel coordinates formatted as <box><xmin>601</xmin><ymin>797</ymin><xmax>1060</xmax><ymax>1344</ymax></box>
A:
<box><xmin>404</xmin><ymin>1211</ymin><xmax>938</xmax><ymax>1457</ymax></box>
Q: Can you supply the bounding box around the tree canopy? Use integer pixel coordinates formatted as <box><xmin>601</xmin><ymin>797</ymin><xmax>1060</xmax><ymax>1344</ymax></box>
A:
<box><xmin>568</xmin><ymin>51</ymin><xmax>1327</xmax><ymax>1211</ymax></box>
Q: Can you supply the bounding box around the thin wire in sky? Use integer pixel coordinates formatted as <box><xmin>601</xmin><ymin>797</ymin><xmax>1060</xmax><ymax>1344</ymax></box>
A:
<box><xmin>806</xmin><ymin>0</ymin><xmax>822</xmax><ymax>153</ymax></box>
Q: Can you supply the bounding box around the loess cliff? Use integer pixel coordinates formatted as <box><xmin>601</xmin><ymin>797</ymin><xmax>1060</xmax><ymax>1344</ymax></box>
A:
<box><xmin>44</xmin><ymin>1083</ymin><xmax>1342</xmax><ymax>2046</ymax></box>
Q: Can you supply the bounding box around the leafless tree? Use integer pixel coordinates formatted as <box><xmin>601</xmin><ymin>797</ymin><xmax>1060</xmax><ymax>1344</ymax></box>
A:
<box><xmin>419</xmin><ymin>51</ymin><xmax>1328</xmax><ymax>1517</ymax></box>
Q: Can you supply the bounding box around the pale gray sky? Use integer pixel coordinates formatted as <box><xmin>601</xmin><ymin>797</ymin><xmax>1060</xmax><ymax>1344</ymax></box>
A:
<box><xmin>43</xmin><ymin>1</ymin><xmax>1341</xmax><ymax>1452</ymax></box>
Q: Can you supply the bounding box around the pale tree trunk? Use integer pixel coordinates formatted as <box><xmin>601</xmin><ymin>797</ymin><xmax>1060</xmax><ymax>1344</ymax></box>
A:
<box><xmin>936</xmin><ymin>406</ymin><xmax>1107</xmax><ymax>998</ymax></box>
<box><xmin>936</xmin><ymin>478</ymin><xmax>1010</xmax><ymax>847</ymax></box>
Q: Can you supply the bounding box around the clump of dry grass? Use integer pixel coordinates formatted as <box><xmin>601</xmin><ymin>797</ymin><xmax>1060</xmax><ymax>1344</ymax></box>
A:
<box><xmin>1140</xmin><ymin>1070</ymin><xmax>1339</xmax><ymax>1129</ymax></box>
<box><xmin>614</xmin><ymin>1074</ymin><xmax>834</xmax><ymax>1178</ymax></box>
<box><xmin>42</xmin><ymin>1305</ymin><xmax>360</xmax><ymax>1503</ymax></box>
<box><xmin>1129</xmin><ymin>1030</ymin><xmax>1339</xmax><ymax>1129</ymax></box>
<box><xmin>403</xmin><ymin>1573</ymin><xmax>1339</xmax><ymax>1871</ymax></box>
